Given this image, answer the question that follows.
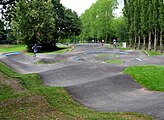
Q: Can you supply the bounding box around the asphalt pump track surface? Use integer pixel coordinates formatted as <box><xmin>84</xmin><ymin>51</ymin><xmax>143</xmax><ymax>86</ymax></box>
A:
<box><xmin>0</xmin><ymin>43</ymin><xmax>164</xmax><ymax>120</ymax></box>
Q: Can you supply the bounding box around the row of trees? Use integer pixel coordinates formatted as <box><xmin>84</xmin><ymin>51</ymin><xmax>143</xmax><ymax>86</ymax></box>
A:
<box><xmin>124</xmin><ymin>0</ymin><xmax>164</xmax><ymax>52</ymax></box>
<box><xmin>80</xmin><ymin>0</ymin><xmax>118</xmax><ymax>43</ymax></box>
<box><xmin>0</xmin><ymin>0</ymin><xmax>81</xmax><ymax>51</ymax></box>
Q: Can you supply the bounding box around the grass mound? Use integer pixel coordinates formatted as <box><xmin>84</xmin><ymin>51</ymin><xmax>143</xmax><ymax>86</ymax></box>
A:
<box><xmin>144</xmin><ymin>51</ymin><xmax>162</xmax><ymax>56</ymax></box>
<box><xmin>105</xmin><ymin>59</ymin><xmax>124</xmax><ymax>64</ymax></box>
<box><xmin>124</xmin><ymin>65</ymin><xmax>164</xmax><ymax>91</ymax></box>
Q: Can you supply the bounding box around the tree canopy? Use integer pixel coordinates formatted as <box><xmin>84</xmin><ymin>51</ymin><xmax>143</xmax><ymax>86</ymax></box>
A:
<box><xmin>1</xmin><ymin>0</ymin><xmax>81</xmax><ymax>51</ymax></box>
<box><xmin>111</xmin><ymin>17</ymin><xmax>128</xmax><ymax>42</ymax></box>
<box><xmin>80</xmin><ymin>0</ymin><xmax>121</xmax><ymax>43</ymax></box>
<box><xmin>52</xmin><ymin>0</ymin><xmax>80</xmax><ymax>41</ymax></box>
<box><xmin>0</xmin><ymin>20</ymin><xmax>6</xmax><ymax>40</ymax></box>
<box><xmin>11</xmin><ymin>0</ymin><xmax>55</xmax><ymax>50</ymax></box>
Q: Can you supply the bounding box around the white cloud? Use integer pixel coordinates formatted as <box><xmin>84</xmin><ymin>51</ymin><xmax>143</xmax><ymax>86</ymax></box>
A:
<box><xmin>60</xmin><ymin>0</ymin><xmax>124</xmax><ymax>17</ymax></box>
<box><xmin>113</xmin><ymin>0</ymin><xmax>124</xmax><ymax>17</ymax></box>
<box><xmin>60</xmin><ymin>0</ymin><xmax>97</xmax><ymax>16</ymax></box>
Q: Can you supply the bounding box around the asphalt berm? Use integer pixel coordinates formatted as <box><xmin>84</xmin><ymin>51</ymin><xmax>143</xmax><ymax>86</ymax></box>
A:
<box><xmin>0</xmin><ymin>43</ymin><xmax>164</xmax><ymax>120</ymax></box>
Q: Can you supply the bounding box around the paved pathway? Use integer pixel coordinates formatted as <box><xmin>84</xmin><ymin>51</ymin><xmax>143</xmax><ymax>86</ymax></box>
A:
<box><xmin>0</xmin><ymin>44</ymin><xmax>164</xmax><ymax>120</ymax></box>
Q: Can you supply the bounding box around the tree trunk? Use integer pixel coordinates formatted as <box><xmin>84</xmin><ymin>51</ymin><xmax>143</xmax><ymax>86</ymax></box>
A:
<box><xmin>129</xmin><ymin>35</ymin><xmax>132</xmax><ymax>47</ymax></box>
<box><xmin>138</xmin><ymin>34</ymin><xmax>141</xmax><ymax>49</ymax></box>
<box><xmin>105</xmin><ymin>35</ymin><xmax>108</xmax><ymax>43</ymax></box>
<box><xmin>148</xmin><ymin>31</ymin><xmax>152</xmax><ymax>51</ymax></box>
<box><xmin>143</xmin><ymin>34</ymin><xmax>146</xmax><ymax>50</ymax></box>
<box><xmin>134</xmin><ymin>34</ymin><xmax>137</xmax><ymax>49</ymax></box>
<box><xmin>160</xmin><ymin>30</ymin><xmax>163</xmax><ymax>52</ymax></box>
<box><xmin>154</xmin><ymin>27</ymin><xmax>157</xmax><ymax>51</ymax></box>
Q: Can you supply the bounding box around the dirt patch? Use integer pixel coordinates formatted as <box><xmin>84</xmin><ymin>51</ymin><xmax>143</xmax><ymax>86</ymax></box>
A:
<box><xmin>0</xmin><ymin>72</ymin><xmax>26</xmax><ymax>93</ymax></box>
<box><xmin>0</xmin><ymin>93</ymin><xmax>60</xmax><ymax>119</ymax></box>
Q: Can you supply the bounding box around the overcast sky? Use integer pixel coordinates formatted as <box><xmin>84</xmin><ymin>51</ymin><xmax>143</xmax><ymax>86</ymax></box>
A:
<box><xmin>60</xmin><ymin>0</ymin><xmax>124</xmax><ymax>16</ymax></box>
<box><xmin>0</xmin><ymin>0</ymin><xmax>124</xmax><ymax>19</ymax></box>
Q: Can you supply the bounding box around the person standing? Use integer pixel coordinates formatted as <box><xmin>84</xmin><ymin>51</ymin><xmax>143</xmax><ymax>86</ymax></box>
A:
<box><xmin>32</xmin><ymin>44</ymin><xmax>41</xmax><ymax>57</ymax></box>
<box><xmin>101</xmin><ymin>39</ymin><xmax>104</xmax><ymax>46</ymax></box>
<box><xmin>113</xmin><ymin>39</ymin><xmax>117</xmax><ymax>48</ymax></box>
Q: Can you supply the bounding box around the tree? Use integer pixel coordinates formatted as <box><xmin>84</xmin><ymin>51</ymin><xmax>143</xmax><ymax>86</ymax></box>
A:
<box><xmin>52</xmin><ymin>0</ymin><xmax>65</xmax><ymax>41</ymax></box>
<box><xmin>111</xmin><ymin>17</ymin><xmax>128</xmax><ymax>42</ymax></box>
<box><xmin>52</xmin><ymin>0</ymin><xmax>81</xmax><ymax>43</ymax></box>
<box><xmin>0</xmin><ymin>20</ymin><xmax>4</xmax><ymax>35</ymax></box>
<box><xmin>123</xmin><ymin>0</ymin><xmax>132</xmax><ymax>46</ymax></box>
<box><xmin>80</xmin><ymin>10</ymin><xmax>92</xmax><ymax>42</ymax></box>
<box><xmin>147</xmin><ymin>0</ymin><xmax>153</xmax><ymax>51</ymax></box>
<box><xmin>159</xmin><ymin>0</ymin><xmax>164</xmax><ymax>52</ymax></box>
<box><xmin>80</xmin><ymin>0</ymin><xmax>117</xmax><ymax>43</ymax></box>
<box><xmin>63</xmin><ymin>9</ymin><xmax>81</xmax><ymax>38</ymax></box>
<box><xmin>11</xmin><ymin>0</ymin><xmax>55</xmax><ymax>51</ymax></box>
<box><xmin>0</xmin><ymin>19</ymin><xmax>6</xmax><ymax>40</ymax></box>
<box><xmin>140</xmin><ymin>0</ymin><xmax>148</xmax><ymax>50</ymax></box>
<box><xmin>152</xmin><ymin>0</ymin><xmax>159</xmax><ymax>51</ymax></box>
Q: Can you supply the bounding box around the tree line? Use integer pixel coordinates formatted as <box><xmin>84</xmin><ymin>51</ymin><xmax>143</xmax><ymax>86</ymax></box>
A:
<box><xmin>80</xmin><ymin>0</ymin><xmax>120</xmax><ymax>43</ymax></box>
<box><xmin>1</xmin><ymin>0</ymin><xmax>163</xmax><ymax>52</ymax></box>
<box><xmin>79</xmin><ymin>0</ymin><xmax>128</xmax><ymax>44</ymax></box>
<box><xmin>0</xmin><ymin>0</ymin><xmax>81</xmax><ymax>51</ymax></box>
<box><xmin>123</xmin><ymin>0</ymin><xmax>164</xmax><ymax>52</ymax></box>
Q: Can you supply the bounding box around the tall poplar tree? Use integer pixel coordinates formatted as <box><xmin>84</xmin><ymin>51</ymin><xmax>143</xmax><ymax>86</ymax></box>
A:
<box><xmin>129</xmin><ymin>0</ymin><xmax>135</xmax><ymax>47</ymax></box>
<box><xmin>140</xmin><ymin>0</ymin><xmax>148</xmax><ymax>50</ymax></box>
<box><xmin>152</xmin><ymin>0</ymin><xmax>159</xmax><ymax>51</ymax></box>
<box><xmin>159</xmin><ymin>0</ymin><xmax>164</xmax><ymax>52</ymax></box>
<box><xmin>134</xmin><ymin>0</ymin><xmax>139</xmax><ymax>49</ymax></box>
<box><xmin>123</xmin><ymin>0</ymin><xmax>131</xmax><ymax>46</ymax></box>
<box><xmin>147</xmin><ymin>0</ymin><xmax>153</xmax><ymax>51</ymax></box>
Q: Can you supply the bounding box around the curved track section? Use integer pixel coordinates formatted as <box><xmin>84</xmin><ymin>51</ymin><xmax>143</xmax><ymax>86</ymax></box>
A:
<box><xmin>0</xmin><ymin>44</ymin><xmax>164</xmax><ymax>119</ymax></box>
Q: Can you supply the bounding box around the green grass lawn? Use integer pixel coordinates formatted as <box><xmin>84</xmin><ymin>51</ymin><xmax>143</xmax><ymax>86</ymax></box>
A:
<box><xmin>0</xmin><ymin>44</ymin><xmax>72</xmax><ymax>55</ymax></box>
<box><xmin>124</xmin><ymin>65</ymin><xmax>164</xmax><ymax>91</ymax></box>
<box><xmin>105</xmin><ymin>59</ymin><xmax>124</xmax><ymax>64</ymax></box>
<box><xmin>96</xmin><ymin>54</ymin><xmax>117</xmax><ymax>58</ymax></box>
<box><xmin>119</xmin><ymin>47</ymin><xmax>132</xmax><ymax>50</ymax></box>
<box><xmin>0</xmin><ymin>62</ymin><xmax>154</xmax><ymax>120</ymax></box>
<box><xmin>144</xmin><ymin>50</ymin><xmax>162</xmax><ymax>56</ymax></box>
<box><xmin>0</xmin><ymin>44</ymin><xmax>26</xmax><ymax>53</ymax></box>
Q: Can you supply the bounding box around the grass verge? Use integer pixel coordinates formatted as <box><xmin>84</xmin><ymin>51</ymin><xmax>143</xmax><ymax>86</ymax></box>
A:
<box><xmin>0</xmin><ymin>44</ymin><xmax>26</xmax><ymax>53</ymax></box>
<box><xmin>96</xmin><ymin>54</ymin><xmax>116</xmax><ymax>58</ymax></box>
<box><xmin>119</xmin><ymin>47</ymin><xmax>132</xmax><ymax>50</ymax></box>
<box><xmin>124</xmin><ymin>65</ymin><xmax>164</xmax><ymax>91</ymax></box>
<box><xmin>0</xmin><ymin>62</ymin><xmax>154</xmax><ymax>119</ymax></box>
<box><xmin>105</xmin><ymin>59</ymin><xmax>124</xmax><ymax>64</ymax></box>
<box><xmin>144</xmin><ymin>50</ymin><xmax>162</xmax><ymax>56</ymax></box>
<box><xmin>0</xmin><ymin>44</ymin><xmax>72</xmax><ymax>56</ymax></box>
